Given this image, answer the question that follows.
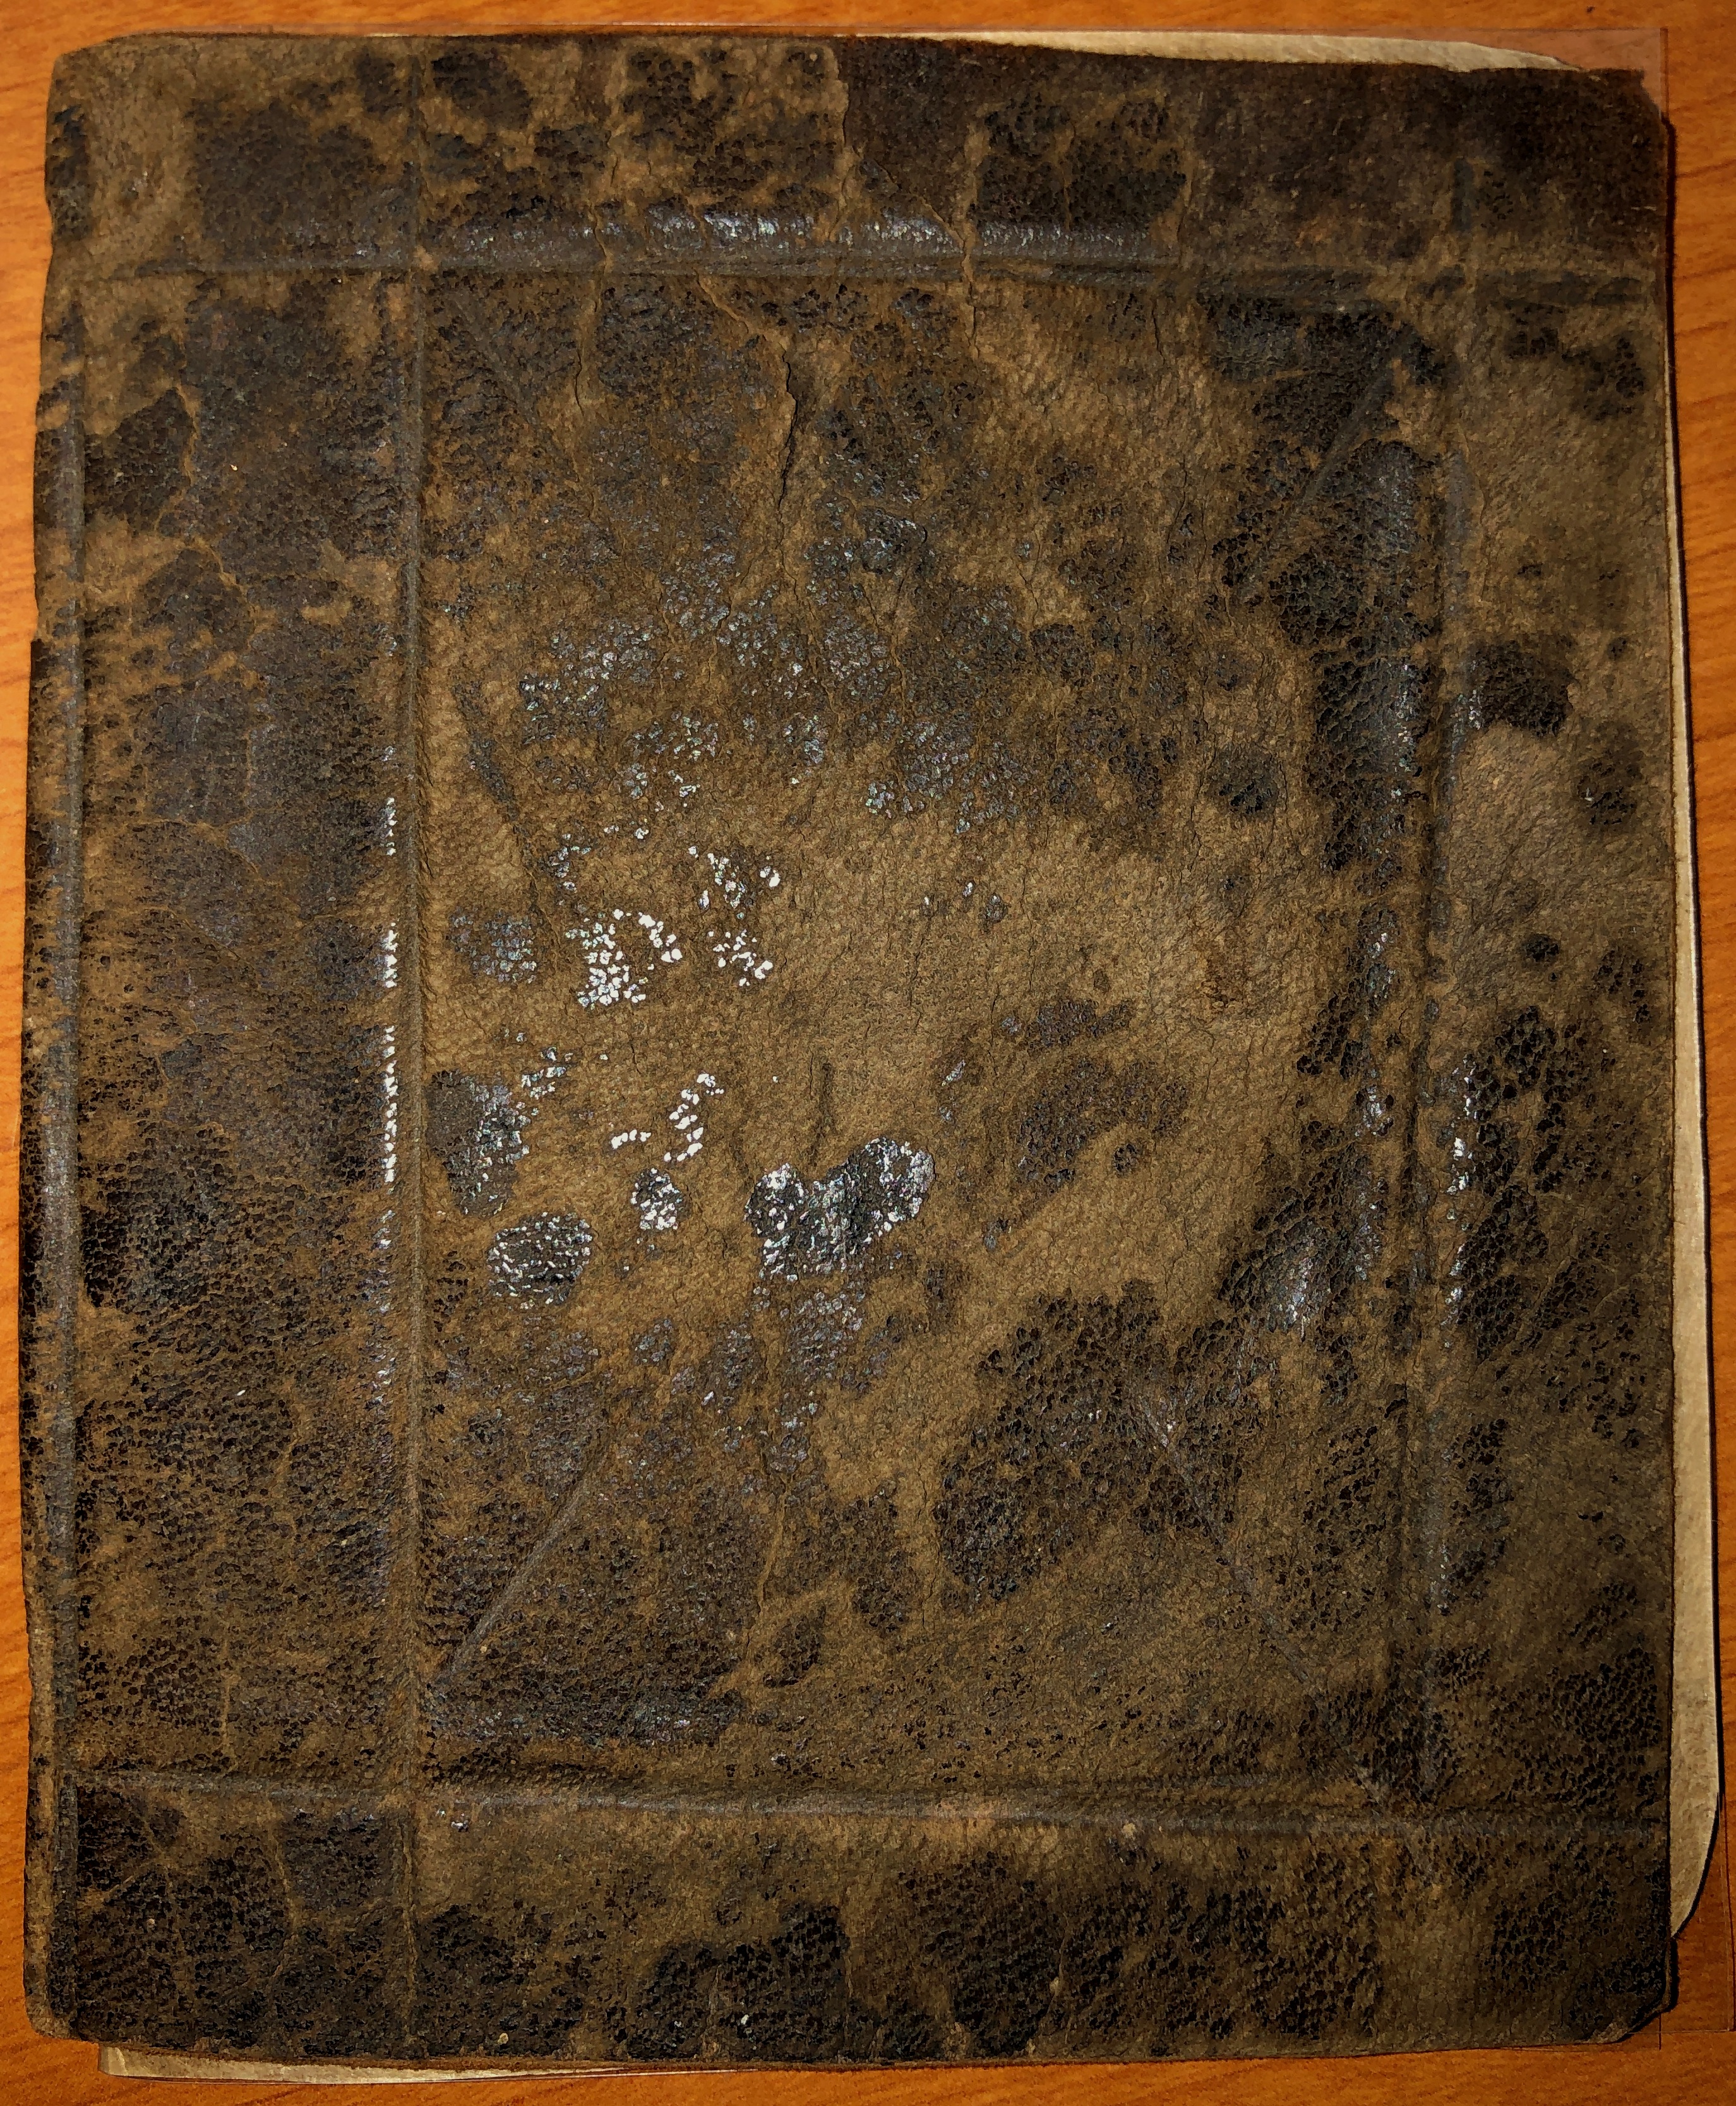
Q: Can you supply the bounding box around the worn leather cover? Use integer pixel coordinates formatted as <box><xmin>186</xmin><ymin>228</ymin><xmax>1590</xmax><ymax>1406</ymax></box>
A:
<box><xmin>24</xmin><ymin>32</ymin><xmax>1685</xmax><ymax>2069</ymax></box>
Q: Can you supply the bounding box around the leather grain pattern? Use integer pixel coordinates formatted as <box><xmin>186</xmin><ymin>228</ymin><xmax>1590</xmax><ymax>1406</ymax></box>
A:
<box><xmin>22</xmin><ymin>32</ymin><xmax>1677</xmax><ymax>2067</ymax></box>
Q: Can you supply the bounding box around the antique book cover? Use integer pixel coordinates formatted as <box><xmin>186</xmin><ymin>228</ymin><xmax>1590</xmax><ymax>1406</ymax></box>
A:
<box><xmin>23</xmin><ymin>29</ymin><xmax>1706</xmax><ymax>2073</ymax></box>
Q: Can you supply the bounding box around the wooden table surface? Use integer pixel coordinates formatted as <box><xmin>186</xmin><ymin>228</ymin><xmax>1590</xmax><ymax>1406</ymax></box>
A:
<box><xmin>2</xmin><ymin>3</ymin><xmax>1732</xmax><ymax>2099</ymax></box>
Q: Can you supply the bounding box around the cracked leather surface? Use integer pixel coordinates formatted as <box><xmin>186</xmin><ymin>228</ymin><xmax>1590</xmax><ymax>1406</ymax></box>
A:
<box><xmin>24</xmin><ymin>33</ymin><xmax>1676</xmax><ymax>2066</ymax></box>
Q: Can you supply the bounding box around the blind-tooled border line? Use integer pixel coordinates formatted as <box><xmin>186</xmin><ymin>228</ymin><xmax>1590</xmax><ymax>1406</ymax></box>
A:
<box><xmin>20</xmin><ymin>280</ymin><xmax>86</xmax><ymax>2035</ymax></box>
<box><xmin>390</xmin><ymin>49</ymin><xmax>431</xmax><ymax>2051</ymax></box>
<box><xmin>69</xmin><ymin>1764</ymin><xmax>1663</xmax><ymax>1846</ymax></box>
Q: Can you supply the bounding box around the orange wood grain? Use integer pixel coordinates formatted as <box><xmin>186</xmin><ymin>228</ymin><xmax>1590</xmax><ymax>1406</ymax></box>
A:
<box><xmin>0</xmin><ymin>4</ymin><xmax>1730</xmax><ymax>2100</ymax></box>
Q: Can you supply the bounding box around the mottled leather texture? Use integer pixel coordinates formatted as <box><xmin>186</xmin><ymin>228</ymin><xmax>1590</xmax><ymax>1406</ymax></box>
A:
<box><xmin>23</xmin><ymin>32</ymin><xmax>1677</xmax><ymax>2069</ymax></box>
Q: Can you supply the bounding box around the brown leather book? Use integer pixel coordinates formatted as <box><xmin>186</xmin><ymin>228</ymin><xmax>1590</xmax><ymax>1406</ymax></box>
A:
<box><xmin>24</xmin><ymin>31</ymin><xmax>1710</xmax><ymax>2075</ymax></box>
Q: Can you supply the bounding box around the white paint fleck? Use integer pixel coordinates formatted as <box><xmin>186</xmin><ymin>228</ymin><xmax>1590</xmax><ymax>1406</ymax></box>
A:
<box><xmin>571</xmin><ymin>915</ymin><xmax>646</xmax><ymax>1008</ymax></box>
<box><xmin>519</xmin><ymin>1051</ymin><xmax>572</xmax><ymax>1103</ymax></box>
<box><xmin>570</xmin><ymin>906</ymin><xmax>685</xmax><ymax>1009</ymax></box>
<box><xmin>664</xmin><ymin>1071</ymin><xmax>724</xmax><ymax>1164</ymax></box>
<box><xmin>637</xmin><ymin>912</ymin><xmax>683</xmax><ymax>966</ymax></box>
<box><xmin>633</xmin><ymin>1166</ymin><xmax>685</xmax><ymax>1234</ymax></box>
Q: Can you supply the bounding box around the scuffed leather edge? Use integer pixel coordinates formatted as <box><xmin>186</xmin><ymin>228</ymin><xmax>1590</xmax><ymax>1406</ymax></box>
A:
<box><xmin>899</xmin><ymin>29</ymin><xmax>1565</xmax><ymax>71</ymax></box>
<box><xmin>99</xmin><ymin>2046</ymin><xmax>626</xmax><ymax>2082</ymax></box>
<box><xmin>21</xmin><ymin>244</ymin><xmax>85</xmax><ymax>2040</ymax></box>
